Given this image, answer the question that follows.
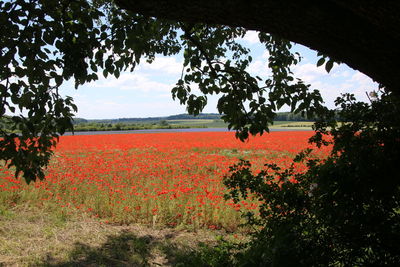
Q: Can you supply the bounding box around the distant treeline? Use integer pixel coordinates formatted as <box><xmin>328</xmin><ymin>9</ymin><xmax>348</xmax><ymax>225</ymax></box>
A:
<box><xmin>73</xmin><ymin>113</ymin><xmax>222</xmax><ymax>124</ymax></box>
<box><xmin>273</xmin><ymin>112</ymin><xmax>314</xmax><ymax>121</ymax></box>
<box><xmin>73</xmin><ymin>112</ymin><xmax>313</xmax><ymax>125</ymax></box>
<box><xmin>73</xmin><ymin>121</ymin><xmax>193</xmax><ymax>132</ymax></box>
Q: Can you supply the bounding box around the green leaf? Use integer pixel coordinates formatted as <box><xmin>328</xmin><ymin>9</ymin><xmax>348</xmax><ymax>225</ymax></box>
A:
<box><xmin>317</xmin><ymin>57</ymin><xmax>325</xmax><ymax>67</ymax></box>
<box><xmin>325</xmin><ymin>60</ymin><xmax>334</xmax><ymax>73</ymax></box>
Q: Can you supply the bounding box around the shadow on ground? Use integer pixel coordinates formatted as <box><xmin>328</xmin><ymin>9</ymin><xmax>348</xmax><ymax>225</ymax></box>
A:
<box><xmin>39</xmin><ymin>230</ymin><xmax>226</xmax><ymax>267</ymax></box>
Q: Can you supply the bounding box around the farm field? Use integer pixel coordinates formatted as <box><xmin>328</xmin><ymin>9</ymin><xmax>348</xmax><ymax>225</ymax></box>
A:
<box><xmin>0</xmin><ymin>131</ymin><xmax>329</xmax><ymax>265</ymax></box>
<box><xmin>158</xmin><ymin>120</ymin><xmax>313</xmax><ymax>129</ymax></box>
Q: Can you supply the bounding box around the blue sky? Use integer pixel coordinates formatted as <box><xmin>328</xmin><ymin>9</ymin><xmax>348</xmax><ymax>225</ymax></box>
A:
<box><xmin>60</xmin><ymin>31</ymin><xmax>378</xmax><ymax>119</ymax></box>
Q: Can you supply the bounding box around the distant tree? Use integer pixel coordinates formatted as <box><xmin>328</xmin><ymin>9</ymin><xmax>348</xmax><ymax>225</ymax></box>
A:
<box><xmin>159</xmin><ymin>120</ymin><xmax>169</xmax><ymax>126</ymax></box>
<box><xmin>72</xmin><ymin>118</ymin><xmax>88</xmax><ymax>124</ymax></box>
<box><xmin>114</xmin><ymin>123</ymin><xmax>122</xmax><ymax>130</ymax></box>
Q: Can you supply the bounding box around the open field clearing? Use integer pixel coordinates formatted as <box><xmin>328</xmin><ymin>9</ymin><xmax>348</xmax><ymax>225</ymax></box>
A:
<box><xmin>0</xmin><ymin>131</ymin><xmax>330</xmax><ymax>265</ymax></box>
<box><xmin>167</xmin><ymin>119</ymin><xmax>226</xmax><ymax>128</ymax></box>
<box><xmin>269</xmin><ymin>121</ymin><xmax>314</xmax><ymax>129</ymax></box>
<box><xmin>166</xmin><ymin>119</ymin><xmax>314</xmax><ymax>129</ymax></box>
<box><xmin>167</xmin><ymin>119</ymin><xmax>215</xmax><ymax>124</ymax></box>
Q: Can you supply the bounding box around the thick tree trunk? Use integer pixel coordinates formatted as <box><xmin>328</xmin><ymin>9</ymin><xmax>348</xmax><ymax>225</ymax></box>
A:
<box><xmin>116</xmin><ymin>0</ymin><xmax>400</xmax><ymax>93</ymax></box>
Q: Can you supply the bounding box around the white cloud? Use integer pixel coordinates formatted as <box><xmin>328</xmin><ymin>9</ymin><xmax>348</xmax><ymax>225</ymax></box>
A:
<box><xmin>118</xmin><ymin>74</ymin><xmax>173</xmax><ymax>92</ymax></box>
<box><xmin>350</xmin><ymin>72</ymin><xmax>373</xmax><ymax>85</ymax></box>
<box><xmin>292</xmin><ymin>63</ymin><xmax>329</xmax><ymax>83</ymax></box>
<box><xmin>73</xmin><ymin>97</ymin><xmax>187</xmax><ymax>119</ymax></box>
<box><xmin>89</xmin><ymin>72</ymin><xmax>174</xmax><ymax>93</ymax></box>
<box><xmin>82</xmin><ymin>54</ymin><xmax>183</xmax><ymax>95</ymax></box>
<box><xmin>292</xmin><ymin>62</ymin><xmax>378</xmax><ymax>107</ymax></box>
<box><xmin>261</xmin><ymin>50</ymin><xmax>270</xmax><ymax>59</ymax></box>
<box><xmin>332</xmin><ymin>69</ymin><xmax>351</xmax><ymax>78</ymax></box>
<box><xmin>242</xmin><ymin>31</ymin><xmax>259</xmax><ymax>44</ymax></box>
<box><xmin>247</xmin><ymin>51</ymin><xmax>271</xmax><ymax>77</ymax></box>
<box><xmin>138</xmin><ymin>56</ymin><xmax>183</xmax><ymax>75</ymax></box>
<box><xmin>248</xmin><ymin>60</ymin><xmax>269</xmax><ymax>77</ymax></box>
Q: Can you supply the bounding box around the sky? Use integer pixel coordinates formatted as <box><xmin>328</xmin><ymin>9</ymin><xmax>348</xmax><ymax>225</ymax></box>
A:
<box><xmin>60</xmin><ymin>31</ymin><xmax>379</xmax><ymax>119</ymax></box>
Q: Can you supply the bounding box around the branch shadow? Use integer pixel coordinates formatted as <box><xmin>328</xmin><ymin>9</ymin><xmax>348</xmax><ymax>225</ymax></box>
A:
<box><xmin>39</xmin><ymin>230</ymin><xmax>215</xmax><ymax>267</ymax></box>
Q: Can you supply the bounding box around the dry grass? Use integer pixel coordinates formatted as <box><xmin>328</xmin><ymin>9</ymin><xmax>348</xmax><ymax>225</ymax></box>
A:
<box><xmin>0</xmin><ymin>205</ymin><xmax>243</xmax><ymax>266</ymax></box>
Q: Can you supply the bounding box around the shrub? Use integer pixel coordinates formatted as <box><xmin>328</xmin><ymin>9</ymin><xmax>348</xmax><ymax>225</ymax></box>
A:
<box><xmin>224</xmin><ymin>92</ymin><xmax>400</xmax><ymax>266</ymax></box>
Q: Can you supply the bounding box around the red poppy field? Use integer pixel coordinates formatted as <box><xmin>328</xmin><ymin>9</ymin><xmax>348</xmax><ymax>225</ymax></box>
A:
<box><xmin>0</xmin><ymin>131</ymin><xmax>329</xmax><ymax>231</ymax></box>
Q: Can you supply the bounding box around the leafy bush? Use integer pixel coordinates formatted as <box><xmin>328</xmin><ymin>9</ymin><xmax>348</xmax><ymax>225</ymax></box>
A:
<box><xmin>224</xmin><ymin>91</ymin><xmax>400</xmax><ymax>266</ymax></box>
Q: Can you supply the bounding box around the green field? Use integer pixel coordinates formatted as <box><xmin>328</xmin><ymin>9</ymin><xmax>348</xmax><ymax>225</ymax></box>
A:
<box><xmin>168</xmin><ymin>119</ymin><xmax>314</xmax><ymax>130</ymax></box>
<box><xmin>269</xmin><ymin>121</ymin><xmax>314</xmax><ymax>129</ymax></box>
<box><xmin>167</xmin><ymin>119</ymin><xmax>227</xmax><ymax>128</ymax></box>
